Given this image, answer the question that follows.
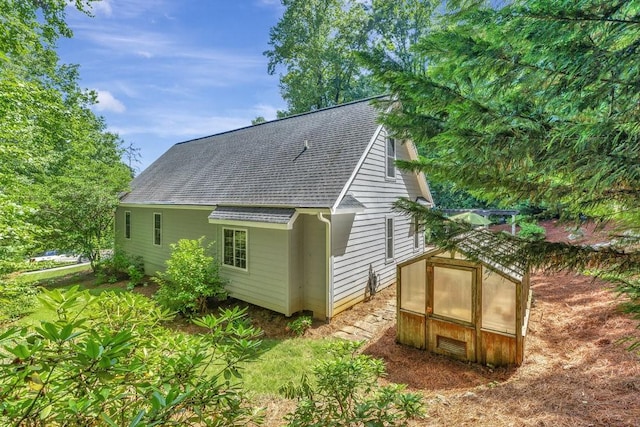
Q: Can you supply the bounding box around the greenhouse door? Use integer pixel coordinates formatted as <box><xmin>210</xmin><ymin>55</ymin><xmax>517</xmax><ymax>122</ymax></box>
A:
<box><xmin>426</xmin><ymin>263</ymin><xmax>478</xmax><ymax>362</ymax></box>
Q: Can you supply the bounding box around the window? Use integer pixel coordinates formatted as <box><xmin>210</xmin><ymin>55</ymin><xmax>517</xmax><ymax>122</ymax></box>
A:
<box><xmin>433</xmin><ymin>266</ymin><xmax>473</xmax><ymax>323</ymax></box>
<box><xmin>153</xmin><ymin>213</ymin><xmax>162</xmax><ymax>246</ymax></box>
<box><xmin>385</xmin><ymin>217</ymin><xmax>394</xmax><ymax>261</ymax></box>
<box><xmin>223</xmin><ymin>228</ymin><xmax>247</xmax><ymax>270</ymax></box>
<box><xmin>124</xmin><ymin>211</ymin><xmax>131</xmax><ymax>239</ymax></box>
<box><xmin>386</xmin><ymin>137</ymin><xmax>396</xmax><ymax>178</ymax></box>
<box><xmin>413</xmin><ymin>217</ymin><xmax>420</xmax><ymax>249</ymax></box>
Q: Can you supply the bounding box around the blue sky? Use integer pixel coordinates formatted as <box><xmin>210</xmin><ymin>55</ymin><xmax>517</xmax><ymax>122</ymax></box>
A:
<box><xmin>58</xmin><ymin>0</ymin><xmax>286</xmax><ymax>171</ymax></box>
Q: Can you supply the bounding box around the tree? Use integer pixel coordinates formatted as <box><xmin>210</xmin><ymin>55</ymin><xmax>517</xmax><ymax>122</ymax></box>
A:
<box><xmin>265</xmin><ymin>0</ymin><xmax>377</xmax><ymax>116</ymax></box>
<box><xmin>251</xmin><ymin>116</ymin><xmax>266</xmax><ymax>125</ymax></box>
<box><xmin>0</xmin><ymin>0</ymin><xmax>132</xmax><ymax>270</ymax></box>
<box><xmin>0</xmin><ymin>287</ymin><xmax>263</xmax><ymax>426</ymax></box>
<box><xmin>265</xmin><ymin>0</ymin><xmax>440</xmax><ymax>117</ymax></box>
<box><xmin>367</xmin><ymin>0</ymin><xmax>640</xmax><ymax>347</ymax></box>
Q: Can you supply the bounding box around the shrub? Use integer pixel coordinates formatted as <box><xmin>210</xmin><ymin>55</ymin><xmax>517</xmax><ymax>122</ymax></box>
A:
<box><xmin>0</xmin><ymin>277</ymin><xmax>39</xmax><ymax>321</ymax></box>
<box><xmin>154</xmin><ymin>237</ymin><xmax>227</xmax><ymax>315</ymax></box>
<box><xmin>0</xmin><ymin>287</ymin><xmax>263</xmax><ymax>426</ymax></box>
<box><xmin>517</xmin><ymin>221</ymin><xmax>546</xmax><ymax>241</ymax></box>
<box><xmin>287</xmin><ymin>316</ymin><xmax>313</xmax><ymax>336</ymax></box>
<box><xmin>95</xmin><ymin>249</ymin><xmax>144</xmax><ymax>285</ymax></box>
<box><xmin>280</xmin><ymin>341</ymin><xmax>424</xmax><ymax>426</ymax></box>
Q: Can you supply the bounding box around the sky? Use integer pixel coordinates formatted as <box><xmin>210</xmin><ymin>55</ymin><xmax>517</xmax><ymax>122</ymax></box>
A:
<box><xmin>57</xmin><ymin>0</ymin><xmax>287</xmax><ymax>172</ymax></box>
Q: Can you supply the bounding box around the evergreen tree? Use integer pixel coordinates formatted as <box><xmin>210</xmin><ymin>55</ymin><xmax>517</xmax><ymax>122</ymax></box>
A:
<box><xmin>367</xmin><ymin>0</ymin><xmax>640</xmax><ymax>347</ymax></box>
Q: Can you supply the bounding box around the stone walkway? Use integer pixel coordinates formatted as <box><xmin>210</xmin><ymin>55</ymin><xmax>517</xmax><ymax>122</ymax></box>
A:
<box><xmin>332</xmin><ymin>300</ymin><xmax>396</xmax><ymax>341</ymax></box>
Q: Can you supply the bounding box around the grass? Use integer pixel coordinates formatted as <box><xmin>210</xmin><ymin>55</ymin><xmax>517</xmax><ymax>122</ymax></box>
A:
<box><xmin>242</xmin><ymin>337</ymin><xmax>337</xmax><ymax>395</ymax></box>
<box><xmin>20</xmin><ymin>263</ymin><xmax>92</xmax><ymax>282</ymax></box>
<box><xmin>8</xmin><ymin>269</ymin><xmax>334</xmax><ymax>399</ymax></box>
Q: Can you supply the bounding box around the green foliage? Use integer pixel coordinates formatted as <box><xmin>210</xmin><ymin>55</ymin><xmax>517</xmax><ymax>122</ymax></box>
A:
<box><xmin>154</xmin><ymin>238</ymin><xmax>227</xmax><ymax>315</ymax></box>
<box><xmin>0</xmin><ymin>0</ymin><xmax>132</xmax><ymax>276</ymax></box>
<box><xmin>265</xmin><ymin>0</ymin><xmax>435</xmax><ymax>116</ymax></box>
<box><xmin>265</xmin><ymin>0</ymin><xmax>375</xmax><ymax>116</ymax></box>
<box><xmin>0</xmin><ymin>287</ymin><xmax>264</xmax><ymax>426</ymax></box>
<box><xmin>369</xmin><ymin>0</ymin><xmax>640</xmax><ymax>348</ymax></box>
<box><xmin>280</xmin><ymin>340</ymin><xmax>424</xmax><ymax>426</ymax></box>
<box><xmin>0</xmin><ymin>277</ymin><xmax>40</xmax><ymax>321</ymax></box>
<box><xmin>95</xmin><ymin>249</ymin><xmax>144</xmax><ymax>286</ymax></box>
<box><xmin>287</xmin><ymin>316</ymin><xmax>313</xmax><ymax>336</ymax></box>
<box><xmin>517</xmin><ymin>221</ymin><xmax>546</xmax><ymax>241</ymax></box>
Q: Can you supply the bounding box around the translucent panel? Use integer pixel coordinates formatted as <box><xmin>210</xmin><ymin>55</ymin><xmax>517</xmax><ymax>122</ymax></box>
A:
<box><xmin>400</xmin><ymin>260</ymin><xmax>426</xmax><ymax>313</ymax></box>
<box><xmin>482</xmin><ymin>271</ymin><xmax>516</xmax><ymax>334</ymax></box>
<box><xmin>433</xmin><ymin>266</ymin><xmax>473</xmax><ymax>322</ymax></box>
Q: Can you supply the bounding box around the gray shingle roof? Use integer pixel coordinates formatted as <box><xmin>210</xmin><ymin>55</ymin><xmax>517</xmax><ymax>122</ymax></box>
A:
<box><xmin>208</xmin><ymin>207</ymin><xmax>296</xmax><ymax>224</ymax></box>
<box><xmin>121</xmin><ymin>98</ymin><xmax>383</xmax><ymax>208</ymax></box>
<box><xmin>336</xmin><ymin>195</ymin><xmax>365</xmax><ymax>210</ymax></box>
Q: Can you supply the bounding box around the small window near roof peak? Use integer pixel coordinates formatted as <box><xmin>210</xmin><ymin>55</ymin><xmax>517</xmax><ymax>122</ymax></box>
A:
<box><xmin>386</xmin><ymin>137</ymin><xmax>396</xmax><ymax>178</ymax></box>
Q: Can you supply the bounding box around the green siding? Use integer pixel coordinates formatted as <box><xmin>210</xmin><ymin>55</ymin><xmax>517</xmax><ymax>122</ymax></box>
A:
<box><xmin>115</xmin><ymin>206</ymin><xmax>292</xmax><ymax>316</ymax></box>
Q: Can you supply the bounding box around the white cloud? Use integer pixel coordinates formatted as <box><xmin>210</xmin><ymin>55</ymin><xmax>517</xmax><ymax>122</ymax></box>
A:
<box><xmin>91</xmin><ymin>0</ymin><xmax>113</xmax><ymax>17</ymax></box>
<box><xmin>95</xmin><ymin>90</ymin><xmax>126</xmax><ymax>113</ymax></box>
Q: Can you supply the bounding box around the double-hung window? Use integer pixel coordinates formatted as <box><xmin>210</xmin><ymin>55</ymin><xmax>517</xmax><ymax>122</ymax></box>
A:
<box><xmin>153</xmin><ymin>213</ymin><xmax>162</xmax><ymax>246</ymax></box>
<box><xmin>385</xmin><ymin>217</ymin><xmax>394</xmax><ymax>261</ymax></box>
<box><xmin>413</xmin><ymin>216</ymin><xmax>420</xmax><ymax>250</ymax></box>
<box><xmin>386</xmin><ymin>137</ymin><xmax>396</xmax><ymax>179</ymax></box>
<box><xmin>223</xmin><ymin>228</ymin><xmax>247</xmax><ymax>270</ymax></box>
<box><xmin>124</xmin><ymin>211</ymin><xmax>131</xmax><ymax>239</ymax></box>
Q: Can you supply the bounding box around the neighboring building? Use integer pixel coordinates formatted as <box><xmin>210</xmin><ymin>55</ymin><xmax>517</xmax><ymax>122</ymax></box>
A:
<box><xmin>116</xmin><ymin>97</ymin><xmax>433</xmax><ymax>320</ymax></box>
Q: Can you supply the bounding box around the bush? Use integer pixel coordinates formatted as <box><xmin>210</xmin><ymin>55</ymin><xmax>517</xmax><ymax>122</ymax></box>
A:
<box><xmin>287</xmin><ymin>316</ymin><xmax>313</xmax><ymax>336</ymax></box>
<box><xmin>0</xmin><ymin>277</ymin><xmax>39</xmax><ymax>321</ymax></box>
<box><xmin>95</xmin><ymin>249</ymin><xmax>144</xmax><ymax>286</ymax></box>
<box><xmin>517</xmin><ymin>221</ymin><xmax>546</xmax><ymax>241</ymax></box>
<box><xmin>154</xmin><ymin>237</ymin><xmax>227</xmax><ymax>315</ymax></box>
<box><xmin>280</xmin><ymin>341</ymin><xmax>424</xmax><ymax>426</ymax></box>
<box><xmin>0</xmin><ymin>287</ymin><xmax>263</xmax><ymax>426</ymax></box>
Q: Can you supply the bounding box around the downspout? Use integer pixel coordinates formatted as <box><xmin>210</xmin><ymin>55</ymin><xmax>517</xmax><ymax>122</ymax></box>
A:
<box><xmin>317</xmin><ymin>212</ymin><xmax>333</xmax><ymax>321</ymax></box>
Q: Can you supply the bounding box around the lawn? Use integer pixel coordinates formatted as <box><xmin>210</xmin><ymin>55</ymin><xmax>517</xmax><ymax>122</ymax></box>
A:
<box><xmin>8</xmin><ymin>270</ymin><xmax>336</xmax><ymax>400</ymax></box>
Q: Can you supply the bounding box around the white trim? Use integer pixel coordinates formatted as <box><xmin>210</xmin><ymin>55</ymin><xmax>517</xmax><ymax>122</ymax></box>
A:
<box><xmin>297</xmin><ymin>207</ymin><xmax>331</xmax><ymax>215</ymax></box>
<box><xmin>208</xmin><ymin>211</ymin><xmax>299</xmax><ymax>230</ymax></box>
<box><xmin>332</xmin><ymin>206</ymin><xmax>365</xmax><ymax>215</ymax></box>
<box><xmin>385</xmin><ymin>136</ymin><xmax>397</xmax><ymax>180</ymax></box>
<box><xmin>385</xmin><ymin>215</ymin><xmax>395</xmax><ymax>263</ymax></box>
<box><xmin>405</xmin><ymin>140</ymin><xmax>434</xmax><ymax>204</ymax></box>
<box><xmin>331</xmin><ymin>124</ymin><xmax>384</xmax><ymax>213</ymax></box>
<box><xmin>153</xmin><ymin>212</ymin><xmax>162</xmax><ymax>246</ymax></box>
<box><xmin>221</xmin><ymin>227</ymin><xmax>248</xmax><ymax>272</ymax></box>
<box><xmin>124</xmin><ymin>210</ymin><xmax>131</xmax><ymax>240</ymax></box>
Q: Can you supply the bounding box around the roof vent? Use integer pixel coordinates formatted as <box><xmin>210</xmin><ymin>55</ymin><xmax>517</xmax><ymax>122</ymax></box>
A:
<box><xmin>304</xmin><ymin>139</ymin><xmax>309</xmax><ymax>150</ymax></box>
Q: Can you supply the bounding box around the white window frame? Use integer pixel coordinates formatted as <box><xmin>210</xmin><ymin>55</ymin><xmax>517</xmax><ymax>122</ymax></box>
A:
<box><xmin>153</xmin><ymin>213</ymin><xmax>162</xmax><ymax>246</ymax></box>
<box><xmin>124</xmin><ymin>211</ymin><xmax>131</xmax><ymax>240</ymax></box>
<box><xmin>413</xmin><ymin>216</ymin><xmax>420</xmax><ymax>250</ymax></box>
<box><xmin>222</xmin><ymin>227</ymin><xmax>248</xmax><ymax>271</ymax></box>
<box><xmin>385</xmin><ymin>216</ymin><xmax>394</xmax><ymax>262</ymax></box>
<box><xmin>386</xmin><ymin>137</ymin><xmax>396</xmax><ymax>179</ymax></box>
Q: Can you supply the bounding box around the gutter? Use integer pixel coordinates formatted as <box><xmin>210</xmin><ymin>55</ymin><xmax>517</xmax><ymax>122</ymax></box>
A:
<box><xmin>317</xmin><ymin>212</ymin><xmax>333</xmax><ymax>321</ymax></box>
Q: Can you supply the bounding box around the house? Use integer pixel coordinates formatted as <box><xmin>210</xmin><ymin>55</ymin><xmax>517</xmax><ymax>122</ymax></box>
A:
<box><xmin>116</xmin><ymin>97</ymin><xmax>433</xmax><ymax>320</ymax></box>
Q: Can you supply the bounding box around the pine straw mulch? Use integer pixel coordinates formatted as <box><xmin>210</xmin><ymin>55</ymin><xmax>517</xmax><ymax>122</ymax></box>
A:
<box><xmin>360</xmin><ymin>220</ymin><xmax>640</xmax><ymax>427</ymax></box>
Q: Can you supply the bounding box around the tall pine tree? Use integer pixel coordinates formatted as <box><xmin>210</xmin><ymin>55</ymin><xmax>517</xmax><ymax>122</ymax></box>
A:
<box><xmin>367</xmin><ymin>0</ymin><xmax>640</xmax><ymax>347</ymax></box>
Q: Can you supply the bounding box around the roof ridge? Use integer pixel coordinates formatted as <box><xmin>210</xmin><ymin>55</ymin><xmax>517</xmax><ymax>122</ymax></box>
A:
<box><xmin>174</xmin><ymin>94</ymin><xmax>387</xmax><ymax>146</ymax></box>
